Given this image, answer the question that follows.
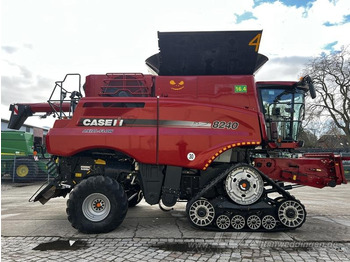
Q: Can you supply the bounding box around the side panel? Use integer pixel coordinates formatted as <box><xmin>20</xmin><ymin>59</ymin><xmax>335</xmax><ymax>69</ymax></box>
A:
<box><xmin>47</xmin><ymin>97</ymin><xmax>158</xmax><ymax>164</ymax></box>
<box><xmin>47</xmin><ymin>75</ymin><xmax>263</xmax><ymax>169</ymax></box>
<box><xmin>157</xmin><ymin>99</ymin><xmax>262</xmax><ymax>169</ymax></box>
<box><xmin>155</xmin><ymin>75</ymin><xmax>259</xmax><ymax>110</ymax></box>
<box><xmin>156</xmin><ymin>75</ymin><xmax>262</xmax><ymax>170</ymax></box>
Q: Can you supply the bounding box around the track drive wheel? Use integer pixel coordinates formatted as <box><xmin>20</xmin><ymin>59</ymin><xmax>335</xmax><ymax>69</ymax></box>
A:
<box><xmin>278</xmin><ymin>200</ymin><xmax>306</xmax><ymax>229</ymax></box>
<box><xmin>225</xmin><ymin>165</ymin><xmax>264</xmax><ymax>205</ymax></box>
<box><xmin>66</xmin><ymin>176</ymin><xmax>128</xmax><ymax>234</ymax></box>
<box><xmin>187</xmin><ymin>199</ymin><xmax>215</xmax><ymax>227</ymax></box>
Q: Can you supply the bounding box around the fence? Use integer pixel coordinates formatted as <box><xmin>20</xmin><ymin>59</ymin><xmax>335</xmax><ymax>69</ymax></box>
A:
<box><xmin>1</xmin><ymin>156</ymin><xmax>51</xmax><ymax>183</ymax></box>
<box><xmin>343</xmin><ymin>160</ymin><xmax>350</xmax><ymax>181</ymax></box>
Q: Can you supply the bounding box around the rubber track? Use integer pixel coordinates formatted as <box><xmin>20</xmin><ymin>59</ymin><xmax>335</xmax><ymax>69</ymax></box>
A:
<box><xmin>186</xmin><ymin>163</ymin><xmax>306</xmax><ymax>232</ymax></box>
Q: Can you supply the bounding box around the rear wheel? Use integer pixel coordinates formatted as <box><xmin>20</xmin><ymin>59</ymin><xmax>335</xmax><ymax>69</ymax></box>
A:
<box><xmin>66</xmin><ymin>176</ymin><xmax>128</xmax><ymax>234</ymax></box>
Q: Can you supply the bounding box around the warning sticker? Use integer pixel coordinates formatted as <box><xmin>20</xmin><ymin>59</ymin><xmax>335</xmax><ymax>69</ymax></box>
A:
<box><xmin>234</xmin><ymin>85</ymin><xmax>247</xmax><ymax>93</ymax></box>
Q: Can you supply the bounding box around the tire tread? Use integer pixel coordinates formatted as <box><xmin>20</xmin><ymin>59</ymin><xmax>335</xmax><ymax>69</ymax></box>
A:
<box><xmin>66</xmin><ymin>176</ymin><xmax>128</xmax><ymax>233</ymax></box>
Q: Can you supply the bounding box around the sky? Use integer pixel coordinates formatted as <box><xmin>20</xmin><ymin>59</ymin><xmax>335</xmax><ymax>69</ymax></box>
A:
<box><xmin>1</xmin><ymin>0</ymin><xmax>350</xmax><ymax>128</ymax></box>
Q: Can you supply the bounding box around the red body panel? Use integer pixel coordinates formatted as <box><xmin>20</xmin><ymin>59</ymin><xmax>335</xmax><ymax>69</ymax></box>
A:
<box><xmin>46</xmin><ymin>75</ymin><xmax>264</xmax><ymax>169</ymax></box>
<box><xmin>254</xmin><ymin>153</ymin><xmax>348</xmax><ymax>188</ymax></box>
<box><xmin>157</xmin><ymin>99</ymin><xmax>261</xmax><ymax>169</ymax></box>
<box><xmin>47</xmin><ymin>97</ymin><xmax>158</xmax><ymax>164</ymax></box>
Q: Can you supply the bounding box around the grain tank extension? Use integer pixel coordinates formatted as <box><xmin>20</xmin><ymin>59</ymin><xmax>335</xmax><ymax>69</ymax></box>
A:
<box><xmin>8</xmin><ymin>31</ymin><xmax>349</xmax><ymax>233</ymax></box>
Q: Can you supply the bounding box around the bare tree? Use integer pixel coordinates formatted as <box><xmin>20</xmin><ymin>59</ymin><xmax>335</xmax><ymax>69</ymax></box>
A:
<box><xmin>303</xmin><ymin>46</ymin><xmax>350</xmax><ymax>144</ymax></box>
<box><xmin>298</xmin><ymin>126</ymin><xmax>318</xmax><ymax>148</ymax></box>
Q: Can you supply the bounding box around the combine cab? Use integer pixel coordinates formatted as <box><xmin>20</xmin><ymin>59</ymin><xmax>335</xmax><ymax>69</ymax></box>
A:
<box><xmin>8</xmin><ymin>31</ymin><xmax>348</xmax><ymax>233</ymax></box>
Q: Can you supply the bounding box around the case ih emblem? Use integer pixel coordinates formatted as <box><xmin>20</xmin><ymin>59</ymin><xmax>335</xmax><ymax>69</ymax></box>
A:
<box><xmin>170</xmin><ymin>80</ymin><xmax>185</xmax><ymax>91</ymax></box>
<box><xmin>79</xmin><ymin>118</ymin><xmax>123</xmax><ymax>127</ymax></box>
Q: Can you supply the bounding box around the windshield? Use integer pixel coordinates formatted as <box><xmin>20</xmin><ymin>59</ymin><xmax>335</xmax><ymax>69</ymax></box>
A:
<box><xmin>259</xmin><ymin>88</ymin><xmax>305</xmax><ymax>141</ymax></box>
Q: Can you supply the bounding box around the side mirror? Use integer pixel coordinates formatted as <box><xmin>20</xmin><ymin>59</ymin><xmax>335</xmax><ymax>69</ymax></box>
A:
<box><xmin>303</xmin><ymin>75</ymin><xmax>316</xmax><ymax>99</ymax></box>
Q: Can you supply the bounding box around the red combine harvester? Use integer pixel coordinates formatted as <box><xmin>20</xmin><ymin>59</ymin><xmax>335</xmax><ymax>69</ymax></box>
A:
<box><xmin>8</xmin><ymin>31</ymin><xmax>348</xmax><ymax>233</ymax></box>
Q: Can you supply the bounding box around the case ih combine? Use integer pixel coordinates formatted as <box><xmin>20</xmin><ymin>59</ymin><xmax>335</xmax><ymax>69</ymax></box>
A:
<box><xmin>8</xmin><ymin>31</ymin><xmax>348</xmax><ymax>233</ymax></box>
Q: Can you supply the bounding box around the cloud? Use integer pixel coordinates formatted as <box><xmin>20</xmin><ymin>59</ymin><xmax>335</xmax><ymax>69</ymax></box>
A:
<box><xmin>20</xmin><ymin>65</ymin><xmax>33</xmax><ymax>79</ymax></box>
<box><xmin>254</xmin><ymin>0</ymin><xmax>316</xmax><ymax>8</ymax></box>
<box><xmin>271</xmin><ymin>56</ymin><xmax>313</xmax><ymax>64</ymax></box>
<box><xmin>256</xmin><ymin>56</ymin><xmax>312</xmax><ymax>80</ymax></box>
<box><xmin>2</xmin><ymin>46</ymin><xmax>18</xmax><ymax>54</ymax></box>
<box><xmin>2</xmin><ymin>60</ymin><xmax>33</xmax><ymax>81</ymax></box>
<box><xmin>2</xmin><ymin>44</ymin><xmax>32</xmax><ymax>54</ymax></box>
<box><xmin>23</xmin><ymin>44</ymin><xmax>33</xmax><ymax>49</ymax></box>
<box><xmin>1</xmin><ymin>60</ymin><xmax>53</xmax><ymax>108</ymax></box>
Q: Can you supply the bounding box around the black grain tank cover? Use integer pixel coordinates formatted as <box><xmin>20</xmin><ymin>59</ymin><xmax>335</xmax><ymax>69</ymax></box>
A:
<box><xmin>145</xmin><ymin>30</ymin><xmax>268</xmax><ymax>76</ymax></box>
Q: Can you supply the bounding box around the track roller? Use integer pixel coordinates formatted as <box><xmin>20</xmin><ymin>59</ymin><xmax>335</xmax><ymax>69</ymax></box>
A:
<box><xmin>231</xmin><ymin>215</ymin><xmax>245</xmax><ymax>230</ymax></box>
<box><xmin>262</xmin><ymin>215</ymin><xmax>277</xmax><ymax>230</ymax></box>
<box><xmin>246</xmin><ymin>215</ymin><xmax>261</xmax><ymax>230</ymax></box>
<box><xmin>216</xmin><ymin>215</ymin><xmax>231</xmax><ymax>230</ymax></box>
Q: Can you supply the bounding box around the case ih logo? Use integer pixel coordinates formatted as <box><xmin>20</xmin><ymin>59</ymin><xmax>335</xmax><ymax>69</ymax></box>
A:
<box><xmin>79</xmin><ymin>118</ymin><xmax>123</xmax><ymax>127</ymax></box>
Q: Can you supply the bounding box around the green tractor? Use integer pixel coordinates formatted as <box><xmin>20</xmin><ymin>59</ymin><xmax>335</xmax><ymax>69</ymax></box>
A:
<box><xmin>1</xmin><ymin>131</ymin><xmax>49</xmax><ymax>182</ymax></box>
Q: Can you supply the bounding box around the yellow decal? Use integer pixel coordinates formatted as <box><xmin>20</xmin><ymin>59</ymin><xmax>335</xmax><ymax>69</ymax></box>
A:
<box><xmin>249</xmin><ymin>33</ymin><xmax>261</xmax><ymax>52</ymax></box>
<box><xmin>1</xmin><ymin>152</ymin><xmax>26</xmax><ymax>156</ymax></box>
<box><xmin>94</xmin><ymin>159</ymin><xmax>106</xmax><ymax>165</ymax></box>
<box><xmin>202</xmin><ymin>141</ymin><xmax>261</xmax><ymax>170</ymax></box>
<box><xmin>170</xmin><ymin>80</ymin><xmax>185</xmax><ymax>91</ymax></box>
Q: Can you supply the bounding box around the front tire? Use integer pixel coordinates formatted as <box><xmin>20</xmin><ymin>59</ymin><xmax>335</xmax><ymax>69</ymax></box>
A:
<box><xmin>66</xmin><ymin>176</ymin><xmax>128</xmax><ymax>234</ymax></box>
